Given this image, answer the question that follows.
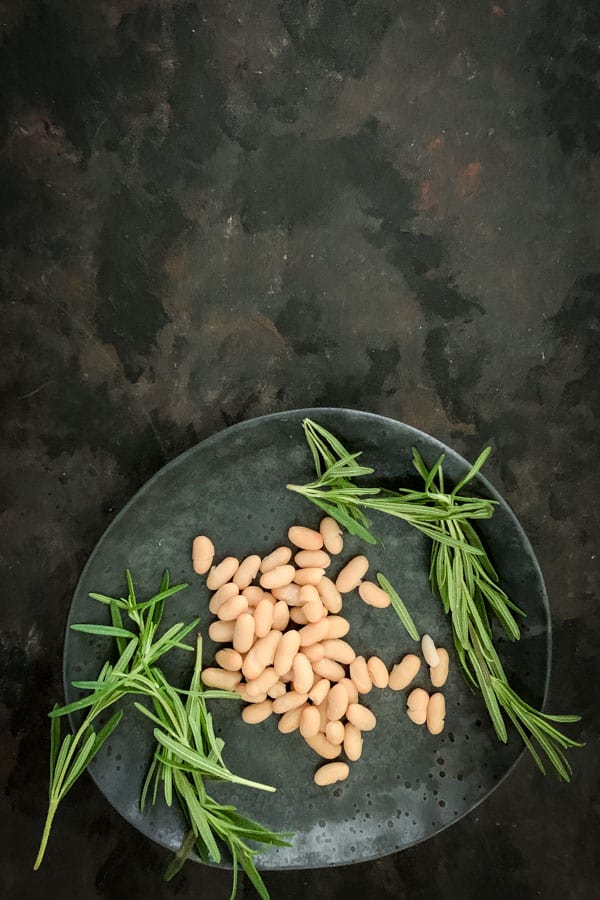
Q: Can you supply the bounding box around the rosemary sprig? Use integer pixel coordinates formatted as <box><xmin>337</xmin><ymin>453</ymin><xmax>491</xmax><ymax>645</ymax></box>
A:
<box><xmin>376</xmin><ymin>573</ymin><xmax>420</xmax><ymax>642</ymax></box>
<box><xmin>35</xmin><ymin>571</ymin><xmax>292</xmax><ymax>897</ymax></box>
<box><xmin>288</xmin><ymin>418</ymin><xmax>582</xmax><ymax>780</ymax></box>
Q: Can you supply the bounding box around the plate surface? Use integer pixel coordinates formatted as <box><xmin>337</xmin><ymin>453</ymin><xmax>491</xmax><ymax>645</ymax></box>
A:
<box><xmin>64</xmin><ymin>408</ymin><xmax>550</xmax><ymax>868</ymax></box>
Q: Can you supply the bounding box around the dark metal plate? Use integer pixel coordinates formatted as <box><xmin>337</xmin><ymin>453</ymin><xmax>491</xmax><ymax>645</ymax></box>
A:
<box><xmin>63</xmin><ymin>408</ymin><xmax>550</xmax><ymax>868</ymax></box>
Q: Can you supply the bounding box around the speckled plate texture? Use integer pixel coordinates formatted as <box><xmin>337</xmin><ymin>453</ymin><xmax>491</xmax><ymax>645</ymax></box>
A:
<box><xmin>63</xmin><ymin>408</ymin><xmax>550</xmax><ymax>869</ymax></box>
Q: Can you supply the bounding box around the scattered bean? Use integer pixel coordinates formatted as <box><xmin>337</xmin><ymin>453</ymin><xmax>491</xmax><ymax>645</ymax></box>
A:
<box><xmin>308</xmin><ymin>678</ymin><xmax>330</xmax><ymax>706</ymax></box>
<box><xmin>319</xmin><ymin>517</ymin><xmax>343</xmax><ymax>555</ymax></box>
<box><xmin>343</xmin><ymin>722</ymin><xmax>363</xmax><ymax>761</ymax></box>
<box><xmin>201</xmin><ymin>668</ymin><xmax>242</xmax><ymax>690</ymax></box>
<box><xmin>236</xmin><ymin>683</ymin><xmax>267</xmax><ymax>703</ymax></box>
<box><xmin>299</xmin><ymin>706</ymin><xmax>321</xmax><ymax>739</ymax></box>
<box><xmin>272</xmin><ymin>600</ymin><xmax>290</xmax><ymax>631</ymax></box>
<box><xmin>207</xmin><ymin>557</ymin><xmax>239</xmax><ymax>591</ymax></box>
<box><xmin>325</xmin><ymin>720</ymin><xmax>345</xmax><ymax>745</ymax></box>
<box><xmin>272</xmin><ymin>691</ymin><xmax>309</xmax><ymax>714</ymax></box>
<box><xmin>243</xmin><ymin>630</ymin><xmax>282</xmax><ymax>679</ymax></box>
<box><xmin>367</xmin><ymin>656</ymin><xmax>389</xmax><ymax>688</ymax></box>
<box><xmin>242</xmin><ymin>585</ymin><xmax>264</xmax><ymax>607</ymax></box>
<box><xmin>260</xmin><ymin>565</ymin><xmax>296</xmax><ymax>590</ymax></box>
<box><xmin>327</xmin><ymin>682</ymin><xmax>349</xmax><ymax>720</ymax></box>
<box><xmin>388</xmin><ymin>654</ymin><xmax>421</xmax><ymax>691</ymax></box>
<box><xmin>241</xmin><ymin>700</ymin><xmax>273</xmax><ymax>724</ymax></box>
<box><xmin>233</xmin><ymin>612</ymin><xmax>255</xmax><ymax>654</ymax></box>
<box><xmin>335</xmin><ymin>555</ymin><xmax>369</xmax><ymax>593</ymax></box>
<box><xmin>304</xmin><ymin>732</ymin><xmax>342</xmax><ymax>760</ymax></box>
<box><xmin>293</xmin><ymin>567</ymin><xmax>326</xmax><ymax>586</ymax></box>
<box><xmin>338</xmin><ymin>677</ymin><xmax>359</xmax><ymax>706</ymax></box>
<box><xmin>427</xmin><ymin>692</ymin><xmax>446</xmax><ymax>735</ymax></box>
<box><xmin>192</xmin><ymin>535</ymin><xmax>215</xmax><ymax>574</ymax></box>
<box><xmin>349</xmin><ymin>656</ymin><xmax>372</xmax><ymax>694</ymax></box>
<box><xmin>233</xmin><ymin>555</ymin><xmax>261</xmax><ymax>589</ymax></box>
<box><xmin>316</xmin><ymin>576</ymin><xmax>343</xmax><ymax>613</ymax></box>
<box><xmin>358</xmin><ymin>581</ymin><xmax>391</xmax><ymax>609</ymax></box>
<box><xmin>246</xmin><ymin>667</ymin><xmax>280</xmax><ymax>698</ymax></box>
<box><xmin>303</xmin><ymin>642</ymin><xmax>325</xmax><ymax>663</ymax></box>
<box><xmin>208</xmin><ymin>620</ymin><xmax>235</xmax><ymax>643</ymax></box>
<box><xmin>209</xmin><ymin>582</ymin><xmax>239</xmax><ymax>615</ymax></box>
<box><xmin>260</xmin><ymin>546</ymin><xmax>292</xmax><ymax>574</ymax></box>
<box><xmin>430</xmin><ymin>648</ymin><xmax>449</xmax><ymax>688</ymax></box>
<box><xmin>217</xmin><ymin>594</ymin><xmax>248</xmax><ymax>622</ymax></box>
<box><xmin>298</xmin><ymin>619</ymin><xmax>330</xmax><ymax>646</ymax></box>
<box><xmin>254</xmin><ymin>597</ymin><xmax>274</xmax><ymax>638</ymax></box>
<box><xmin>293</xmin><ymin>653</ymin><xmax>314</xmax><ymax>694</ymax></box>
<box><xmin>271</xmin><ymin>583</ymin><xmax>301</xmax><ymax>605</ymax></box>
<box><xmin>278</xmin><ymin>705</ymin><xmax>305</xmax><ymax>733</ymax></box>
<box><xmin>288</xmin><ymin>526</ymin><xmax>323</xmax><ymax>551</ymax></box>
<box><xmin>421</xmin><ymin>634</ymin><xmax>440</xmax><ymax>668</ymax></box>
<box><xmin>274</xmin><ymin>630</ymin><xmax>301</xmax><ymax>676</ymax></box>
<box><xmin>324</xmin><ymin>616</ymin><xmax>350</xmax><ymax>639</ymax></box>
<box><xmin>407</xmin><ymin>688</ymin><xmax>429</xmax><ymax>725</ymax></box>
<box><xmin>320</xmin><ymin>639</ymin><xmax>355</xmax><ymax>665</ymax></box>
<box><xmin>312</xmin><ymin>658</ymin><xmax>346</xmax><ymax>681</ymax></box>
<box><xmin>314</xmin><ymin>761</ymin><xmax>349</xmax><ymax>786</ymax></box>
<box><xmin>215</xmin><ymin>648</ymin><xmax>243</xmax><ymax>672</ymax></box>
<box><xmin>304</xmin><ymin>600</ymin><xmax>325</xmax><ymax>622</ymax></box>
<box><xmin>295</xmin><ymin>549</ymin><xmax>331</xmax><ymax>569</ymax></box>
<box><xmin>346</xmin><ymin>703</ymin><xmax>376</xmax><ymax>731</ymax></box>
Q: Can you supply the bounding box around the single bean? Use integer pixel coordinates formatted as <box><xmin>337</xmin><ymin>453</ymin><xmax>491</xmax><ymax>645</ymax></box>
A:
<box><xmin>308</xmin><ymin>678</ymin><xmax>330</xmax><ymax>706</ymax></box>
<box><xmin>242</xmin><ymin>700</ymin><xmax>273</xmax><ymax>724</ymax></box>
<box><xmin>326</xmin><ymin>682</ymin><xmax>349</xmax><ymax>720</ymax></box>
<box><xmin>316</xmin><ymin>576</ymin><xmax>343</xmax><ymax>613</ymax></box>
<box><xmin>303</xmin><ymin>642</ymin><xmax>325</xmax><ymax>663</ymax></box>
<box><xmin>343</xmin><ymin>722</ymin><xmax>363</xmax><ymax>761</ymax></box>
<box><xmin>260</xmin><ymin>564</ymin><xmax>296</xmax><ymax>590</ymax></box>
<box><xmin>268</xmin><ymin>680</ymin><xmax>287</xmax><ymax>699</ymax></box>
<box><xmin>338</xmin><ymin>677</ymin><xmax>358</xmax><ymax>706</ymax></box>
<box><xmin>272</xmin><ymin>600</ymin><xmax>290</xmax><ymax>631</ymax></box>
<box><xmin>192</xmin><ymin>535</ymin><xmax>215</xmax><ymax>574</ymax></box>
<box><xmin>335</xmin><ymin>555</ymin><xmax>369</xmax><ymax>593</ymax></box>
<box><xmin>246</xmin><ymin>667</ymin><xmax>279</xmax><ymax>698</ymax></box>
<box><xmin>217</xmin><ymin>594</ymin><xmax>248</xmax><ymax>622</ymax></box>
<box><xmin>271</xmin><ymin>583</ymin><xmax>301</xmax><ymax>605</ymax></box>
<box><xmin>254</xmin><ymin>598</ymin><xmax>274</xmax><ymax>638</ymax></box>
<box><xmin>304</xmin><ymin>732</ymin><xmax>342</xmax><ymax>760</ymax></box>
<box><xmin>358</xmin><ymin>581</ymin><xmax>391</xmax><ymax>609</ymax></box>
<box><xmin>260</xmin><ymin>546</ymin><xmax>293</xmax><ymax>573</ymax></box>
<box><xmin>295</xmin><ymin>549</ymin><xmax>331</xmax><ymax>569</ymax></box>
<box><xmin>319</xmin><ymin>517</ymin><xmax>343</xmax><ymax>555</ymax></box>
<box><xmin>209</xmin><ymin>582</ymin><xmax>239</xmax><ymax>615</ymax></box>
<box><xmin>206</xmin><ymin>557</ymin><xmax>239</xmax><ymax>591</ymax></box>
<box><xmin>388</xmin><ymin>654</ymin><xmax>421</xmax><ymax>691</ymax></box>
<box><xmin>298</xmin><ymin>619</ymin><xmax>330</xmax><ymax>646</ymax></box>
<box><xmin>201</xmin><ymin>668</ymin><xmax>242</xmax><ymax>690</ymax></box>
<box><xmin>272</xmin><ymin>691</ymin><xmax>308</xmax><ymax>714</ymax></box>
<box><xmin>407</xmin><ymin>688</ymin><xmax>429</xmax><ymax>725</ymax></box>
<box><xmin>430</xmin><ymin>647</ymin><xmax>449</xmax><ymax>688</ymax></box>
<box><xmin>278</xmin><ymin>705</ymin><xmax>305</xmax><ymax>733</ymax></box>
<box><xmin>288</xmin><ymin>525</ymin><xmax>323</xmax><ymax>551</ymax></box>
<box><xmin>346</xmin><ymin>702</ymin><xmax>376</xmax><ymax>731</ymax></box>
<box><xmin>299</xmin><ymin>705</ymin><xmax>321</xmax><ymax>739</ymax></box>
<box><xmin>313</xmin><ymin>658</ymin><xmax>346</xmax><ymax>682</ymax></box>
<box><xmin>242</xmin><ymin>585</ymin><xmax>264</xmax><ymax>607</ymax></box>
<box><xmin>367</xmin><ymin>656</ymin><xmax>389</xmax><ymax>688</ymax></box>
<box><xmin>293</xmin><ymin>567</ymin><xmax>326</xmax><ymax>586</ymax></box>
<box><xmin>421</xmin><ymin>634</ymin><xmax>440</xmax><ymax>668</ymax></box>
<box><xmin>233</xmin><ymin>612</ymin><xmax>255</xmax><ymax>654</ymax></box>
<box><xmin>304</xmin><ymin>600</ymin><xmax>326</xmax><ymax>622</ymax></box>
<box><xmin>215</xmin><ymin>648</ymin><xmax>243</xmax><ymax>672</ymax></box>
<box><xmin>233</xmin><ymin>554</ymin><xmax>261</xmax><ymax>589</ymax></box>
<box><xmin>324</xmin><ymin>616</ymin><xmax>350</xmax><ymax>639</ymax></box>
<box><xmin>325</xmin><ymin>720</ymin><xmax>345</xmax><ymax>745</ymax></box>
<box><xmin>298</xmin><ymin>583</ymin><xmax>320</xmax><ymax>605</ymax></box>
<box><xmin>427</xmin><ymin>692</ymin><xmax>446</xmax><ymax>735</ymax></box>
<box><xmin>314</xmin><ymin>761</ymin><xmax>349</xmax><ymax>786</ymax></box>
<box><xmin>349</xmin><ymin>656</ymin><xmax>372</xmax><ymax>694</ymax></box>
<box><xmin>274</xmin><ymin>630</ymin><xmax>301</xmax><ymax>676</ymax></box>
<box><xmin>290</xmin><ymin>606</ymin><xmax>309</xmax><ymax>625</ymax></box>
<box><xmin>320</xmin><ymin>639</ymin><xmax>356</xmax><ymax>665</ymax></box>
<box><xmin>293</xmin><ymin>653</ymin><xmax>314</xmax><ymax>694</ymax></box>
<box><xmin>208</xmin><ymin>620</ymin><xmax>235</xmax><ymax>643</ymax></box>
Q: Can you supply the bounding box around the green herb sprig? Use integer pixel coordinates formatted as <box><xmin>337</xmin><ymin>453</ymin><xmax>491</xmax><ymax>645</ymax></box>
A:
<box><xmin>288</xmin><ymin>418</ymin><xmax>582</xmax><ymax>780</ymax></box>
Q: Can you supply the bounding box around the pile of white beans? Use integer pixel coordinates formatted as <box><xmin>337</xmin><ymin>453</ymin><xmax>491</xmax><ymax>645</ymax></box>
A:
<box><xmin>192</xmin><ymin>519</ymin><xmax>449</xmax><ymax>787</ymax></box>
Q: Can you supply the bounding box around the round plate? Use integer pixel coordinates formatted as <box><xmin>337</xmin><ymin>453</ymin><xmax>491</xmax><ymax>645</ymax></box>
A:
<box><xmin>64</xmin><ymin>408</ymin><xmax>550</xmax><ymax>869</ymax></box>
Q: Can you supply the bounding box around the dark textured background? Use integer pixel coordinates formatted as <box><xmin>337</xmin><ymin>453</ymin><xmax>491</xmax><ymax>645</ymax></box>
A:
<box><xmin>1</xmin><ymin>1</ymin><xmax>598</xmax><ymax>898</ymax></box>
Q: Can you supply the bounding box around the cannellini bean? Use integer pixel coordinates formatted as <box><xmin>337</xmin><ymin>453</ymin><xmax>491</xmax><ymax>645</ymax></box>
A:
<box><xmin>293</xmin><ymin>653</ymin><xmax>314</xmax><ymax>694</ymax></box>
<box><xmin>324</xmin><ymin>616</ymin><xmax>350</xmax><ymax>639</ymax></box>
<box><xmin>335</xmin><ymin>555</ymin><xmax>369</xmax><ymax>593</ymax></box>
<box><xmin>326</xmin><ymin>682</ymin><xmax>349</xmax><ymax>720</ymax></box>
<box><xmin>388</xmin><ymin>654</ymin><xmax>421</xmax><ymax>691</ymax></box>
<box><xmin>316</xmin><ymin>577</ymin><xmax>343</xmax><ymax>613</ymax></box>
<box><xmin>233</xmin><ymin>612</ymin><xmax>255</xmax><ymax>653</ymax></box>
<box><xmin>242</xmin><ymin>699</ymin><xmax>273</xmax><ymax>724</ymax></box>
<box><xmin>304</xmin><ymin>600</ymin><xmax>325</xmax><ymax>622</ymax></box>
<box><xmin>304</xmin><ymin>732</ymin><xmax>342</xmax><ymax>760</ymax></box>
<box><xmin>299</xmin><ymin>705</ymin><xmax>321</xmax><ymax>738</ymax></box>
<box><xmin>243</xmin><ymin>630</ymin><xmax>282</xmax><ymax>679</ymax></box>
<box><xmin>242</xmin><ymin>585</ymin><xmax>265</xmax><ymax>607</ymax></box>
<box><xmin>421</xmin><ymin>634</ymin><xmax>440</xmax><ymax>668</ymax></box>
<box><xmin>320</xmin><ymin>639</ymin><xmax>355</xmax><ymax>665</ymax></box>
<box><xmin>295</xmin><ymin>549</ymin><xmax>331</xmax><ymax>569</ymax></box>
<box><xmin>346</xmin><ymin>702</ymin><xmax>376</xmax><ymax>731</ymax></box>
<box><xmin>233</xmin><ymin>554</ymin><xmax>261</xmax><ymax>589</ymax></box>
<box><xmin>260</xmin><ymin>565</ymin><xmax>296</xmax><ymax>590</ymax></box>
<box><xmin>339</xmin><ymin>677</ymin><xmax>359</xmax><ymax>705</ymax></box>
<box><xmin>298</xmin><ymin>619</ymin><xmax>330</xmax><ymax>646</ymax></box>
<box><xmin>254</xmin><ymin>598</ymin><xmax>274</xmax><ymax>638</ymax></box>
<box><xmin>236</xmin><ymin>683</ymin><xmax>267</xmax><ymax>703</ymax></box>
<box><xmin>208</xmin><ymin>620</ymin><xmax>235</xmax><ymax>643</ymax></box>
<box><xmin>201</xmin><ymin>668</ymin><xmax>242</xmax><ymax>690</ymax></box>
<box><xmin>272</xmin><ymin>600</ymin><xmax>290</xmax><ymax>631</ymax></box>
<box><xmin>407</xmin><ymin>688</ymin><xmax>429</xmax><ymax>725</ymax></box>
<box><xmin>207</xmin><ymin>557</ymin><xmax>239</xmax><ymax>591</ymax></box>
<box><xmin>317</xmin><ymin>700</ymin><xmax>328</xmax><ymax>732</ymax></box>
<box><xmin>260</xmin><ymin>546</ymin><xmax>293</xmax><ymax>573</ymax></box>
<box><xmin>343</xmin><ymin>722</ymin><xmax>363</xmax><ymax>761</ymax></box>
<box><xmin>246</xmin><ymin>667</ymin><xmax>279</xmax><ymax>698</ymax></box>
<box><xmin>209</xmin><ymin>582</ymin><xmax>239</xmax><ymax>614</ymax></box>
<box><xmin>271</xmin><ymin>583</ymin><xmax>301</xmax><ymax>605</ymax></box>
<box><xmin>288</xmin><ymin>525</ymin><xmax>323</xmax><ymax>550</ymax></box>
<box><xmin>272</xmin><ymin>691</ymin><xmax>308</xmax><ymax>713</ymax></box>
<box><xmin>303</xmin><ymin>642</ymin><xmax>326</xmax><ymax>663</ymax></box>
<box><xmin>319</xmin><ymin>517</ymin><xmax>343</xmax><ymax>555</ymax></box>
<box><xmin>325</xmin><ymin>720</ymin><xmax>345</xmax><ymax>745</ymax></box>
<box><xmin>430</xmin><ymin>648</ymin><xmax>449</xmax><ymax>688</ymax></box>
<box><xmin>312</xmin><ymin>658</ymin><xmax>346</xmax><ymax>681</ymax></box>
<box><xmin>274</xmin><ymin>630</ymin><xmax>301</xmax><ymax>676</ymax></box>
<box><xmin>293</xmin><ymin>567</ymin><xmax>326</xmax><ymax>586</ymax></box>
<box><xmin>290</xmin><ymin>606</ymin><xmax>309</xmax><ymax>624</ymax></box>
<box><xmin>358</xmin><ymin>581</ymin><xmax>390</xmax><ymax>609</ymax></box>
<box><xmin>278</xmin><ymin>705</ymin><xmax>305</xmax><ymax>733</ymax></box>
<box><xmin>349</xmin><ymin>656</ymin><xmax>372</xmax><ymax>694</ymax></box>
<box><xmin>367</xmin><ymin>656</ymin><xmax>389</xmax><ymax>688</ymax></box>
<box><xmin>268</xmin><ymin>680</ymin><xmax>287</xmax><ymax>699</ymax></box>
<box><xmin>218</xmin><ymin>594</ymin><xmax>248</xmax><ymax>622</ymax></box>
<box><xmin>192</xmin><ymin>535</ymin><xmax>215</xmax><ymax>574</ymax></box>
<box><xmin>427</xmin><ymin>692</ymin><xmax>446</xmax><ymax>734</ymax></box>
<box><xmin>298</xmin><ymin>583</ymin><xmax>320</xmax><ymax>605</ymax></box>
<box><xmin>309</xmin><ymin>678</ymin><xmax>330</xmax><ymax>705</ymax></box>
<box><xmin>215</xmin><ymin>648</ymin><xmax>243</xmax><ymax>672</ymax></box>
<box><xmin>314</xmin><ymin>761</ymin><xmax>349</xmax><ymax>786</ymax></box>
